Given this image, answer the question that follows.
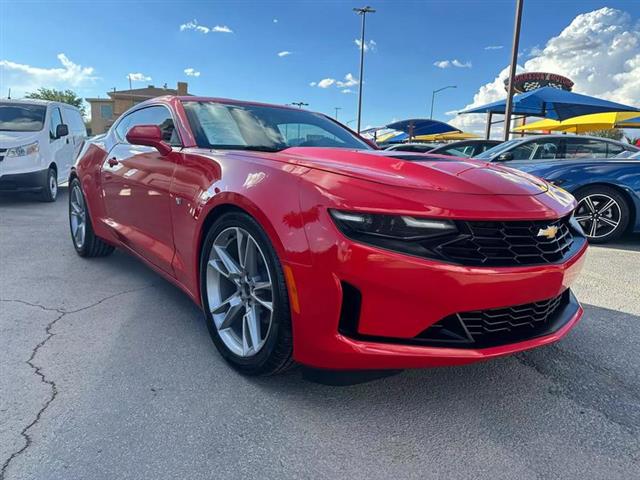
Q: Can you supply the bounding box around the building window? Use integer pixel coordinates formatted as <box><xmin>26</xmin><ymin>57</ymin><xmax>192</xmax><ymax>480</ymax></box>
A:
<box><xmin>100</xmin><ymin>104</ymin><xmax>113</xmax><ymax>119</ymax></box>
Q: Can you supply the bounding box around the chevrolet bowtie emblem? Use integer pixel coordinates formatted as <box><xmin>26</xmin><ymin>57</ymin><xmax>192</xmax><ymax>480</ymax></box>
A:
<box><xmin>537</xmin><ymin>225</ymin><xmax>559</xmax><ymax>239</ymax></box>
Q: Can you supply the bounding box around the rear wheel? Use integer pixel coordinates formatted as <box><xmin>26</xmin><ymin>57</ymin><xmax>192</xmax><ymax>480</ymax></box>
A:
<box><xmin>69</xmin><ymin>178</ymin><xmax>115</xmax><ymax>257</ymax></box>
<box><xmin>200</xmin><ymin>212</ymin><xmax>293</xmax><ymax>376</ymax></box>
<box><xmin>39</xmin><ymin>167</ymin><xmax>58</xmax><ymax>202</ymax></box>
<box><xmin>573</xmin><ymin>186</ymin><xmax>630</xmax><ymax>243</ymax></box>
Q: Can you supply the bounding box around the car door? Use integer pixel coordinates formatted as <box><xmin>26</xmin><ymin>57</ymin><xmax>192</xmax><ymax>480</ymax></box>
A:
<box><xmin>48</xmin><ymin>106</ymin><xmax>74</xmax><ymax>180</ymax></box>
<box><xmin>101</xmin><ymin>105</ymin><xmax>181</xmax><ymax>274</ymax></box>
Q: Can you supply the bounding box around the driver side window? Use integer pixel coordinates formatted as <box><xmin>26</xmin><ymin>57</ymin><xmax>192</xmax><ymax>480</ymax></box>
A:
<box><xmin>508</xmin><ymin>142</ymin><xmax>536</xmax><ymax>160</ymax></box>
<box><xmin>115</xmin><ymin>106</ymin><xmax>181</xmax><ymax>146</ymax></box>
<box><xmin>49</xmin><ymin>107</ymin><xmax>63</xmax><ymax>141</ymax></box>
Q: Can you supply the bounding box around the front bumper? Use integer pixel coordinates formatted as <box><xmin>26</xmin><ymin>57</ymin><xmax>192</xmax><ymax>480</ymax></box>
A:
<box><xmin>287</xmin><ymin>233</ymin><xmax>587</xmax><ymax>370</ymax></box>
<box><xmin>0</xmin><ymin>168</ymin><xmax>48</xmax><ymax>192</ymax></box>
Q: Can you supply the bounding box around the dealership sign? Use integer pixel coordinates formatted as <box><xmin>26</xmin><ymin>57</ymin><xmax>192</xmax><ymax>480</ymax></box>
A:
<box><xmin>504</xmin><ymin>72</ymin><xmax>574</xmax><ymax>93</ymax></box>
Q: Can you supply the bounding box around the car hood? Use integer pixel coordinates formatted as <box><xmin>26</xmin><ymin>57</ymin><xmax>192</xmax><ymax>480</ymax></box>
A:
<box><xmin>0</xmin><ymin>130</ymin><xmax>41</xmax><ymax>147</ymax></box>
<box><xmin>265</xmin><ymin>147</ymin><xmax>550</xmax><ymax>196</ymax></box>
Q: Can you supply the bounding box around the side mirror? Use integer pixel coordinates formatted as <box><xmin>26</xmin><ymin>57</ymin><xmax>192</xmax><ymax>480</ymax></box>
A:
<box><xmin>496</xmin><ymin>152</ymin><xmax>514</xmax><ymax>162</ymax></box>
<box><xmin>56</xmin><ymin>124</ymin><xmax>69</xmax><ymax>138</ymax></box>
<box><xmin>126</xmin><ymin>125</ymin><xmax>172</xmax><ymax>156</ymax></box>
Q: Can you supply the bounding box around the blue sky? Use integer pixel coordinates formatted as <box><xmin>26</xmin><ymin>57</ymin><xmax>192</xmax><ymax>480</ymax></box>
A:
<box><xmin>1</xmin><ymin>0</ymin><xmax>638</xmax><ymax>129</ymax></box>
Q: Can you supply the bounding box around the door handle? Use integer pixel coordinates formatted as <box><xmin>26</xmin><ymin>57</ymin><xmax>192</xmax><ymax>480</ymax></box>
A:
<box><xmin>108</xmin><ymin>158</ymin><xmax>119</xmax><ymax>167</ymax></box>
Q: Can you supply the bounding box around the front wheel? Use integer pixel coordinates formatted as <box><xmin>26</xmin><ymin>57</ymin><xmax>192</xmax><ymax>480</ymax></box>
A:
<box><xmin>573</xmin><ymin>186</ymin><xmax>630</xmax><ymax>243</ymax></box>
<box><xmin>69</xmin><ymin>178</ymin><xmax>115</xmax><ymax>257</ymax></box>
<box><xmin>39</xmin><ymin>167</ymin><xmax>58</xmax><ymax>202</ymax></box>
<box><xmin>200</xmin><ymin>212</ymin><xmax>294</xmax><ymax>376</ymax></box>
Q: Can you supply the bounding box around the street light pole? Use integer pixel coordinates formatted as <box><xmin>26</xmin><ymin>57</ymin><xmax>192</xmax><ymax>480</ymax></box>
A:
<box><xmin>503</xmin><ymin>0</ymin><xmax>524</xmax><ymax>141</ymax></box>
<box><xmin>430</xmin><ymin>85</ymin><xmax>457</xmax><ymax>119</ymax></box>
<box><xmin>354</xmin><ymin>6</ymin><xmax>376</xmax><ymax>134</ymax></box>
<box><xmin>334</xmin><ymin>107</ymin><xmax>342</xmax><ymax>120</ymax></box>
<box><xmin>290</xmin><ymin>102</ymin><xmax>308</xmax><ymax>109</ymax></box>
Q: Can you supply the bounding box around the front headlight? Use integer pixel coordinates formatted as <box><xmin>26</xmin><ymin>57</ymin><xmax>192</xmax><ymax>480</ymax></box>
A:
<box><xmin>6</xmin><ymin>141</ymin><xmax>39</xmax><ymax>158</ymax></box>
<box><xmin>329</xmin><ymin>209</ymin><xmax>458</xmax><ymax>259</ymax></box>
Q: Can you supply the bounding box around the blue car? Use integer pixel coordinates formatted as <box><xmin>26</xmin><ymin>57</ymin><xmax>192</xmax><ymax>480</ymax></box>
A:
<box><xmin>475</xmin><ymin>135</ymin><xmax>640</xmax><ymax>243</ymax></box>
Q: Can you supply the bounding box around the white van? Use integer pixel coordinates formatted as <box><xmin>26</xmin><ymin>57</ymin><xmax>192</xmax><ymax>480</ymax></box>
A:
<box><xmin>0</xmin><ymin>99</ymin><xmax>86</xmax><ymax>201</ymax></box>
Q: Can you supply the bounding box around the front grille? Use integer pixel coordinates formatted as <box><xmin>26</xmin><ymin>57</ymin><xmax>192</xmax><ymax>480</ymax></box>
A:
<box><xmin>417</xmin><ymin>290</ymin><xmax>570</xmax><ymax>348</ymax></box>
<box><xmin>436</xmin><ymin>216</ymin><xmax>574</xmax><ymax>266</ymax></box>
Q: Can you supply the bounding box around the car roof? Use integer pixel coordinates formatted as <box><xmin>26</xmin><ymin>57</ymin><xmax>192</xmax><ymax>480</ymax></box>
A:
<box><xmin>142</xmin><ymin>95</ymin><xmax>304</xmax><ymax>112</ymax></box>
<box><xmin>0</xmin><ymin>98</ymin><xmax>81</xmax><ymax>110</ymax></box>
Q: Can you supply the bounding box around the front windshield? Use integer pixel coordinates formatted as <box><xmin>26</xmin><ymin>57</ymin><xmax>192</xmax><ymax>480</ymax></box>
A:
<box><xmin>474</xmin><ymin>138</ymin><xmax>522</xmax><ymax>159</ymax></box>
<box><xmin>183</xmin><ymin>101</ymin><xmax>372</xmax><ymax>152</ymax></box>
<box><xmin>0</xmin><ymin>103</ymin><xmax>46</xmax><ymax>132</ymax></box>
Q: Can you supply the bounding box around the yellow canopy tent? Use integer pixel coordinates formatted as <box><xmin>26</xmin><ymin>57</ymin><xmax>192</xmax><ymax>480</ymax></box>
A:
<box><xmin>413</xmin><ymin>132</ymin><xmax>481</xmax><ymax>142</ymax></box>
<box><xmin>514</xmin><ymin>111</ymin><xmax>640</xmax><ymax>133</ymax></box>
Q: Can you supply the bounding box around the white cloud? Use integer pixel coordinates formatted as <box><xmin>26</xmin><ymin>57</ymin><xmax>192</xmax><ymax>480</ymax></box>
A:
<box><xmin>434</xmin><ymin>59</ymin><xmax>472</xmax><ymax>69</ymax></box>
<box><xmin>355</xmin><ymin>39</ymin><xmax>377</xmax><ymax>52</ymax></box>
<box><xmin>0</xmin><ymin>53</ymin><xmax>98</xmax><ymax>97</ymax></box>
<box><xmin>184</xmin><ymin>68</ymin><xmax>201</xmax><ymax>77</ymax></box>
<box><xmin>180</xmin><ymin>20</ymin><xmax>233</xmax><ymax>34</ymax></box>
<box><xmin>485</xmin><ymin>45</ymin><xmax>504</xmax><ymax>50</ymax></box>
<box><xmin>273</xmin><ymin>18</ymin><xmax>278</xmax><ymax>23</ymax></box>
<box><xmin>128</xmin><ymin>72</ymin><xmax>152</xmax><ymax>82</ymax></box>
<box><xmin>213</xmin><ymin>25</ymin><xmax>233</xmax><ymax>33</ymax></box>
<box><xmin>180</xmin><ymin>19</ymin><xmax>210</xmax><ymax>34</ymax></box>
<box><xmin>317</xmin><ymin>78</ymin><xmax>335</xmax><ymax>88</ymax></box>
<box><xmin>450</xmin><ymin>7</ymin><xmax>640</xmax><ymax>137</ymax></box>
<box><xmin>336</xmin><ymin>73</ymin><xmax>358</xmax><ymax>87</ymax></box>
<box><xmin>341</xmin><ymin>89</ymin><xmax>354</xmax><ymax>94</ymax></box>
<box><xmin>309</xmin><ymin>81</ymin><xmax>317</xmax><ymax>87</ymax></box>
<box><xmin>277</xmin><ymin>51</ymin><xmax>292</xmax><ymax>57</ymax></box>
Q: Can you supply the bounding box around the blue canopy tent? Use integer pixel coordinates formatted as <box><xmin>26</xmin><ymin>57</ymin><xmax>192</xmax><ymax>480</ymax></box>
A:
<box><xmin>459</xmin><ymin>87</ymin><xmax>640</xmax><ymax>138</ymax></box>
<box><xmin>385</xmin><ymin>119</ymin><xmax>460</xmax><ymax>137</ymax></box>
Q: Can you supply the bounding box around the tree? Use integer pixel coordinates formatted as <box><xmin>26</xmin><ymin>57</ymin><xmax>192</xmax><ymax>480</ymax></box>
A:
<box><xmin>25</xmin><ymin>88</ymin><xmax>86</xmax><ymax>117</ymax></box>
<box><xmin>586</xmin><ymin>128</ymin><xmax>624</xmax><ymax>141</ymax></box>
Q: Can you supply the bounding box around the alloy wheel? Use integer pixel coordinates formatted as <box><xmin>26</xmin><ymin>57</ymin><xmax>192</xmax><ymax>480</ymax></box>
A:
<box><xmin>206</xmin><ymin>227</ymin><xmax>274</xmax><ymax>357</ymax></box>
<box><xmin>574</xmin><ymin>193</ymin><xmax>621</xmax><ymax>239</ymax></box>
<box><xmin>69</xmin><ymin>184</ymin><xmax>86</xmax><ymax>248</ymax></box>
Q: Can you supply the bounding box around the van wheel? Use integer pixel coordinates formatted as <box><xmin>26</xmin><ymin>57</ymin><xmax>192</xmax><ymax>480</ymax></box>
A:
<box><xmin>69</xmin><ymin>178</ymin><xmax>115</xmax><ymax>257</ymax></box>
<box><xmin>39</xmin><ymin>168</ymin><xmax>58</xmax><ymax>202</ymax></box>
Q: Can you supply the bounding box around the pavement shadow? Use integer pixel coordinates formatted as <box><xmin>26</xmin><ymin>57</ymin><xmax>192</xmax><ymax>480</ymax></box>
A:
<box><xmin>590</xmin><ymin>232</ymin><xmax>640</xmax><ymax>252</ymax></box>
<box><xmin>0</xmin><ymin>186</ymin><xmax>69</xmax><ymax>207</ymax></box>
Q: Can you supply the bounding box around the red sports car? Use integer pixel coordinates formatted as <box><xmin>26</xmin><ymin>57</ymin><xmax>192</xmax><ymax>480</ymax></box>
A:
<box><xmin>69</xmin><ymin>96</ymin><xmax>587</xmax><ymax>375</ymax></box>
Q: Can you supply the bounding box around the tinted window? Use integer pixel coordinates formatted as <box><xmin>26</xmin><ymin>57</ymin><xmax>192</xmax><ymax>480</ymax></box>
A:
<box><xmin>475</xmin><ymin>138</ymin><xmax>522</xmax><ymax>159</ymax></box>
<box><xmin>606</xmin><ymin>143</ymin><xmax>625</xmax><ymax>157</ymax></box>
<box><xmin>183</xmin><ymin>101</ymin><xmax>371</xmax><ymax>151</ymax></box>
<box><xmin>509</xmin><ymin>142</ymin><xmax>537</xmax><ymax>160</ymax></box>
<box><xmin>49</xmin><ymin>107</ymin><xmax>63</xmax><ymax>140</ymax></box>
<box><xmin>532</xmin><ymin>140</ymin><xmax>562</xmax><ymax>159</ymax></box>
<box><xmin>116</xmin><ymin>106</ymin><xmax>180</xmax><ymax>146</ymax></box>
<box><xmin>0</xmin><ymin>103</ymin><xmax>47</xmax><ymax>132</ymax></box>
<box><xmin>564</xmin><ymin>138</ymin><xmax>607</xmax><ymax>159</ymax></box>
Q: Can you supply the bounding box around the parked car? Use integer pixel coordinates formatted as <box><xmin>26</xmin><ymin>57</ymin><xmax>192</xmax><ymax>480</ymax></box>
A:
<box><xmin>69</xmin><ymin>96</ymin><xmax>587</xmax><ymax>375</ymax></box>
<box><xmin>428</xmin><ymin>139</ymin><xmax>502</xmax><ymax>157</ymax></box>
<box><xmin>475</xmin><ymin>135</ymin><xmax>640</xmax><ymax>243</ymax></box>
<box><xmin>384</xmin><ymin>142</ymin><xmax>442</xmax><ymax>153</ymax></box>
<box><xmin>0</xmin><ymin>99</ymin><xmax>86</xmax><ymax>201</ymax></box>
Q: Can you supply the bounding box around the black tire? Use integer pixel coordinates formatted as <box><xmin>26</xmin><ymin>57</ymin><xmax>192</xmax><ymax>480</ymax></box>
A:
<box><xmin>68</xmin><ymin>178</ymin><xmax>115</xmax><ymax>257</ymax></box>
<box><xmin>574</xmin><ymin>186</ymin><xmax>630</xmax><ymax>244</ymax></box>
<box><xmin>39</xmin><ymin>167</ymin><xmax>58</xmax><ymax>202</ymax></box>
<box><xmin>200</xmin><ymin>211</ymin><xmax>294</xmax><ymax>376</ymax></box>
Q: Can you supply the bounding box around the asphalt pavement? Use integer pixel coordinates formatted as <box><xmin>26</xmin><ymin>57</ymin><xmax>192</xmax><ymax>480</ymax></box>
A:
<box><xmin>1</xmin><ymin>188</ymin><xmax>639</xmax><ymax>480</ymax></box>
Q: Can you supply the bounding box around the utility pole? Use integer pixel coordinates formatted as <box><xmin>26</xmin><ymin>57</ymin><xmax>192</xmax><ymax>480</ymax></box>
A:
<box><xmin>353</xmin><ymin>6</ymin><xmax>376</xmax><ymax>134</ymax></box>
<box><xmin>334</xmin><ymin>107</ymin><xmax>342</xmax><ymax>120</ymax></box>
<box><xmin>503</xmin><ymin>0</ymin><xmax>524</xmax><ymax>141</ymax></box>
<box><xmin>430</xmin><ymin>85</ymin><xmax>456</xmax><ymax>119</ymax></box>
<box><xmin>128</xmin><ymin>74</ymin><xmax>134</xmax><ymax>106</ymax></box>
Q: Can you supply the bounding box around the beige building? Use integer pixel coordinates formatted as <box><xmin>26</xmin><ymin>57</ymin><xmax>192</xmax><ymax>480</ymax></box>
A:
<box><xmin>86</xmin><ymin>82</ymin><xmax>189</xmax><ymax>135</ymax></box>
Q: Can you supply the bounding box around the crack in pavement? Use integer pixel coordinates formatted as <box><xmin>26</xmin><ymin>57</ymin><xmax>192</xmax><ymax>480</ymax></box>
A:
<box><xmin>0</xmin><ymin>283</ymin><xmax>157</xmax><ymax>479</ymax></box>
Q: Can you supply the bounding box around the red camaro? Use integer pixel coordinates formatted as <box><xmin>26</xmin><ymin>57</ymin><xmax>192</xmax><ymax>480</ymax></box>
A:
<box><xmin>69</xmin><ymin>96</ymin><xmax>587</xmax><ymax>375</ymax></box>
